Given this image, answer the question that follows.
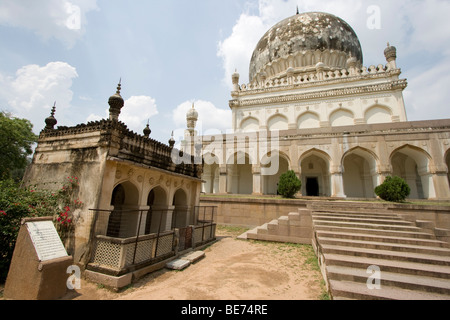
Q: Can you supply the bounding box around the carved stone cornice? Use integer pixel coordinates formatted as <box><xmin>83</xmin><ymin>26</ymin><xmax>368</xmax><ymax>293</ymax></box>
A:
<box><xmin>230</xmin><ymin>79</ymin><xmax>408</xmax><ymax>108</ymax></box>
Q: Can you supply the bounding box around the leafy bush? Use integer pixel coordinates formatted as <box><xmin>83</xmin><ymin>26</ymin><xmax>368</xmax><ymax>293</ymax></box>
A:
<box><xmin>374</xmin><ymin>176</ymin><xmax>411</xmax><ymax>202</ymax></box>
<box><xmin>0</xmin><ymin>177</ymin><xmax>82</xmax><ymax>283</ymax></box>
<box><xmin>277</xmin><ymin>170</ymin><xmax>302</xmax><ymax>199</ymax></box>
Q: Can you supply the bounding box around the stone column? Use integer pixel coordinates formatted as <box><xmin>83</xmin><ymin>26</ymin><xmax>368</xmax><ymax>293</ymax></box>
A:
<box><xmin>164</xmin><ymin>206</ymin><xmax>175</xmax><ymax>232</ymax></box>
<box><xmin>252</xmin><ymin>165</ymin><xmax>262</xmax><ymax>195</ymax></box>
<box><xmin>331</xmin><ymin>166</ymin><xmax>346</xmax><ymax>198</ymax></box>
<box><xmin>431</xmin><ymin>172</ymin><xmax>450</xmax><ymax>200</ymax></box>
<box><xmin>218</xmin><ymin>165</ymin><xmax>228</xmax><ymax>194</ymax></box>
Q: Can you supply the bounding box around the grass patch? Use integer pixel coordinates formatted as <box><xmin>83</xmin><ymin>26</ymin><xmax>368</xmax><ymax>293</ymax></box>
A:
<box><xmin>217</xmin><ymin>225</ymin><xmax>249</xmax><ymax>236</ymax></box>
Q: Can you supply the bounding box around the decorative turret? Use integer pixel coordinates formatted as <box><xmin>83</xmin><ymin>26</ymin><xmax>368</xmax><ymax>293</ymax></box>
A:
<box><xmin>143</xmin><ymin>120</ymin><xmax>151</xmax><ymax>138</ymax></box>
<box><xmin>169</xmin><ymin>131</ymin><xmax>175</xmax><ymax>148</ymax></box>
<box><xmin>384</xmin><ymin>42</ymin><xmax>397</xmax><ymax>70</ymax></box>
<box><xmin>108</xmin><ymin>79</ymin><xmax>124</xmax><ymax>121</ymax></box>
<box><xmin>45</xmin><ymin>102</ymin><xmax>57</xmax><ymax>130</ymax></box>
<box><xmin>232</xmin><ymin>69</ymin><xmax>240</xmax><ymax>92</ymax></box>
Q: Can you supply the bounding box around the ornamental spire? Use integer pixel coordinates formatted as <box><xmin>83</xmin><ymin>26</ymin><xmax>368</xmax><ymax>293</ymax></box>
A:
<box><xmin>45</xmin><ymin>101</ymin><xmax>57</xmax><ymax>130</ymax></box>
<box><xmin>108</xmin><ymin>79</ymin><xmax>125</xmax><ymax>121</ymax></box>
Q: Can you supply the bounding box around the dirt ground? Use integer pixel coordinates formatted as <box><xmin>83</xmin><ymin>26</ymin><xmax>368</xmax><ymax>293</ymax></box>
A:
<box><xmin>1</xmin><ymin>226</ymin><xmax>327</xmax><ymax>301</ymax></box>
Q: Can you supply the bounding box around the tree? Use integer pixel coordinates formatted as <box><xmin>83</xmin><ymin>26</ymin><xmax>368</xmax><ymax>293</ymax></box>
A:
<box><xmin>277</xmin><ymin>170</ymin><xmax>302</xmax><ymax>199</ymax></box>
<box><xmin>375</xmin><ymin>176</ymin><xmax>411</xmax><ymax>202</ymax></box>
<box><xmin>0</xmin><ymin>111</ymin><xmax>38</xmax><ymax>180</ymax></box>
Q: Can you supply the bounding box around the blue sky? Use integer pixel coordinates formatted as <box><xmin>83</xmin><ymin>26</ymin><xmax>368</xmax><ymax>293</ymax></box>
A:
<box><xmin>1</xmin><ymin>0</ymin><xmax>450</xmax><ymax>144</ymax></box>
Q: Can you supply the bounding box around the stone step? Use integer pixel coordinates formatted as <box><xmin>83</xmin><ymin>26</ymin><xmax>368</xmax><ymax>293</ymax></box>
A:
<box><xmin>326</xmin><ymin>265</ymin><xmax>450</xmax><ymax>296</ymax></box>
<box><xmin>314</xmin><ymin>221</ymin><xmax>429</xmax><ymax>234</ymax></box>
<box><xmin>312</xmin><ymin>210</ymin><xmax>400</xmax><ymax>219</ymax></box>
<box><xmin>318</xmin><ymin>237</ymin><xmax>450</xmax><ymax>257</ymax></box>
<box><xmin>312</xmin><ymin>215</ymin><xmax>413</xmax><ymax>226</ymax></box>
<box><xmin>323</xmin><ymin>253</ymin><xmax>450</xmax><ymax>279</ymax></box>
<box><xmin>314</xmin><ymin>224</ymin><xmax>435</xmax><ymax>240</ymax></box>
<box><xmin>320</xmin><ymin>244</ymin><xmax>450</xmax><ymax>266</ymax></box>
<box><xmin>316</xmin><ymin>230</ymin><xmax>450</xmax><ymax>248</ymax></box>
<box><xmin>329</xmin><ymin>280</ymin><xmax>450</xmax><ymax>300</ymax></box>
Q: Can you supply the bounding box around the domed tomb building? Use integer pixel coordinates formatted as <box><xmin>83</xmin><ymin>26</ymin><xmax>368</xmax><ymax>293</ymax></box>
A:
<box><xmin>195</xmin><ymin>11</ymin><xmax>450</xmax><ymax>200</ymax></box>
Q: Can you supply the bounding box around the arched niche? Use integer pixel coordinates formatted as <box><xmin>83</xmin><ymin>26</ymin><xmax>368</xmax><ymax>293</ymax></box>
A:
<box><xmin>240</xmin><ymin>117</ymin><xmax>259</xmax><ymax>133</ymax></box>
<box><xmin>267</xmin><ymin>114</ymin><xmax>289</xmax><ymax>131</ymax></box>
<box><xmin>297</xmin><ymin>112</ymin><xmax>320</xmax><ymax>129</ymax></box>
<box><xmin>365</xmin><ymin>105</ymin><xmax>392</xmax><ymax>124</ymax></box>
<box><xmin>330</xmin><ymin>109</ymin><xmax>354</xmax><ymax>127</ymax></box>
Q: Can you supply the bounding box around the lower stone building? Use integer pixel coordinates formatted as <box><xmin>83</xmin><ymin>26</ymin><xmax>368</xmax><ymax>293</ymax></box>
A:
<box><xmin>22</xmin><ymin>83</ymin><xmax>209</xmax><ymax>274</ymax></box>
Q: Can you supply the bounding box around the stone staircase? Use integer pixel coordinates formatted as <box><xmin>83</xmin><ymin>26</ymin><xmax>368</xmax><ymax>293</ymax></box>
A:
<box><xmin>311</xmin><ymin>205</ymin><xmax>450</xmax><ymax>300</ymax></box>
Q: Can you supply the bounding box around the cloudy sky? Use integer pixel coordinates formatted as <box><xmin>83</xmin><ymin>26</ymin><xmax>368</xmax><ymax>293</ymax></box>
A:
<box><xmin>1</xmin><ymin>0</ymin><xmax>449</xmax><ymax>144</ymax></box>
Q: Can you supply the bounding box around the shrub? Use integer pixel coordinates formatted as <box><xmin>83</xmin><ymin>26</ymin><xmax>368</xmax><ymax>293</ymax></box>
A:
<box><xmin>0</xmin><ymin>177</ymin><xmax>82</xmax><ymax>283</ymax></box>
<box><xmin>278</xmin><ymin>170</ymin><xmax>302</xmax><ymax>199</ymax></box>
<box><xmin>374</xmin><ymin>176</ymin><xmax>411</xmax><ymax>202</ymax></box>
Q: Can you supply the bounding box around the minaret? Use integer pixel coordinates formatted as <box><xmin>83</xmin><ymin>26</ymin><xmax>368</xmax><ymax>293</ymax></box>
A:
<box><xmin>45</xmin><ymin>102</ymin><xmax>57</xmax><ymax>130</ymax></box>
<box><xmin>384</xmin><ymin>42</ymin><xmax>397</xmax><ymax>70</ymax></box>
<box><xmin>183</xmin><ymin>103</ymin><xmax>199</xmax><ymax>155</ymax></box>
<box><xmin>186</xmin><ymin>102</ymin><xmax>198</xmax><ymax>137</ymax></box>
<box><xmin>108</xmin><ymin>79</ymin><xmax>124</xmax><ymax>121</ymax></box>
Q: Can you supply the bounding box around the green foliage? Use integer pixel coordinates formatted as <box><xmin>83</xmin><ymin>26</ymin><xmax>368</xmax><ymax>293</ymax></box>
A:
<box><xmin>0</xmin><ymin>111</ymin><xmax>38</xmax><ymax>181</ymax></box>
<box><xmin>0</xmin><ymin>177</ymin><xmax>82</xmax><ymax>283</ymax></box>
<box><xmin>375</xmin><ymin>176</ymin><xmax>411</xmax><ymax>202</ymax></box>
<box><xmin>277</xmin><ymin>170</ymin><xmax>302</xmax><ymax>199</ymax></box>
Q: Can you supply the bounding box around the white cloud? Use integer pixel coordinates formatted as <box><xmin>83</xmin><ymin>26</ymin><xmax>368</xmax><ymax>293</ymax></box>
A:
<box><xmin>217</xmin><ymin>14</ymin><xmax>268</xmax><ymax>88</ymax></box>
<box><xmin>404</xmin><ymin>56</ymin><xmax>450</xmax><ymax>121</ymax></box>
<box><xmin>120</xmin><ymin>96</ymin><xmax>158</xmax><ymax>133</ymax></box>
<box><xmin>172</xmin><ymin>100</ymin><xmax>232</xmax><ymax>135</ymax></box>
<box><xmin>0</xmin><ymin>0</ymin><xmax>98</xmax><ymax>48</ymax></box>
<box><xmin>0</xmin><ymin>61</ymin><xmax>78</xmax><ymax>132</ymax></box>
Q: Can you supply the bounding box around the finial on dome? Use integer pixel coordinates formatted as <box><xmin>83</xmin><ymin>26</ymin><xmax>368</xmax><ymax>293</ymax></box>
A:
<box><xmin>45</xmin><ymin>101</ymin><xmax>57</xmax><ymax>130</ymax></box>
<box><xmin>169</xmin><ymin>130</ymin><xmax>175</xmax><ymax>148</ymax></box>
<box><xmin>108</xmin><ymin>79</ymin><xmax>125</xmax><ymax>121</ymax></box>
<box><xmin>296</xmin><ymin>6</ymin><xmax>299</xmax><ymax>15</ymax></box>
<box><xmin>116</xmin><ymin>78</ymin><xmax>122</xmax><ymax>95</ymax></box>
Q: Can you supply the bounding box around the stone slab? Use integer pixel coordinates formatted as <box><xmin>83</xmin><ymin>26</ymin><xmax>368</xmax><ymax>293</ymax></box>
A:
<box><xmin>180</xmin><ymin>251</ymin><xmax>205</xmax><ymax>263</ymax></box>
<box><xmin>165</xmin><ymin>259</ymin><xmax>191</xmax><ymax>270</ymax></box>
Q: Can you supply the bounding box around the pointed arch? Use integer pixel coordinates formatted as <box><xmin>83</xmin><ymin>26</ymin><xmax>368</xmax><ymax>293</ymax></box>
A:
<box><xmin>226</xmin><ymin>151</ymin><xmax>253</xmax><ymax>194</ymax></box>
<box><xmin>390</xmin><ymin>145</ymin><xmax>435</xmax><ymax>199</ymax></box>
<box><xmin>299</xmin><ymin>148</ymin><xmax>332</xmax><ymax>197</ymax></box>
<box><xmin>202</xmin><ymin>153</ymin><xmax>220</xmax><ymax>194</ymax></box>
<box><xmin>260</xmin><ymin>151</ymin><xmax>291</xmax><ymax>195</ymax></box>
<box><xmin>342</xmin><ymin>147</ymin><xmax>379</xmax><ymax>198</ymax></box>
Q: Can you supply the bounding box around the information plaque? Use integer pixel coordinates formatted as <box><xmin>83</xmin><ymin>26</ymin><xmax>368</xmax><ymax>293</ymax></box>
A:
<box><xmin>26</xmin><ymin>220</ymin><xmax>68</xmax><ymax>262</ymax></box>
